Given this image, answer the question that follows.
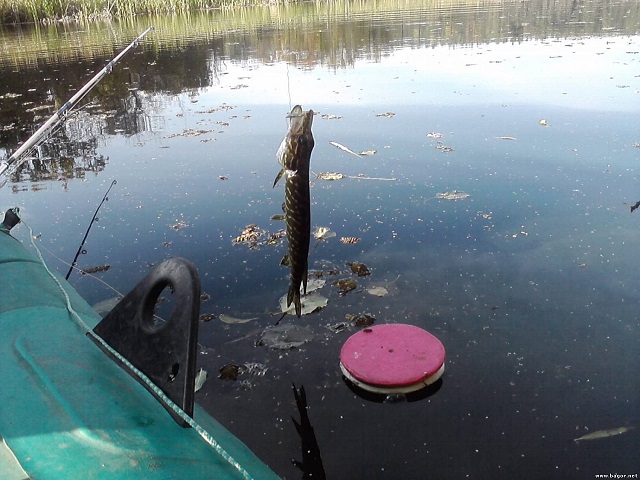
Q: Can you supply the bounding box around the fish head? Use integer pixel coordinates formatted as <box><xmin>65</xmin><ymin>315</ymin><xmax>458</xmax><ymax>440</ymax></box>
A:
<box><xmin>281</xmin><ymin>105</ymin><xmax>314</xmax><ymax>171</ymax></box>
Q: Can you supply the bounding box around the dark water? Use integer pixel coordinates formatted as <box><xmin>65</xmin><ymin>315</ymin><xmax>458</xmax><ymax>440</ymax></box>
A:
<box><xmin>1</xmin><ymin>1</ymin><xmax>639</xmax><ymax>478</ymax></box>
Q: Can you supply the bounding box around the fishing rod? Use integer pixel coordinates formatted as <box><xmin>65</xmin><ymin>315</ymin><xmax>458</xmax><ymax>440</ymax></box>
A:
<box><xmin>0</xmin><ymin>26</ymin><xmax>154</xmax><ymax>187</ymax></box>
<box><xmin>66</xmin><ymin>179</ymin><xmax>117</xmax><ymax>280</ymax></box>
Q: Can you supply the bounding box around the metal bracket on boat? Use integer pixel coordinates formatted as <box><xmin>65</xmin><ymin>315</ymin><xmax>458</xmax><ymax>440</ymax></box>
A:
<box><xmin>90</xmin><ymin>257</ymin><xmax>201</xmax><ymax>427</ymax></box>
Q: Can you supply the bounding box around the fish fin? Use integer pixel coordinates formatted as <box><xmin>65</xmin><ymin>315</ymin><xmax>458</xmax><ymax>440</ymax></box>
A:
<box><xmin>302</xmin><ymin>264</ymin><xmax>308</xmax><ymax>295</ymax></box>
<box><xmin>273</xmin><ymin>168</ymin><xmax>285</xmax><ymax>188</ymax></box>
<box><xmin>287</xmin><ymin>284</ymin><xmax>302</xmax><ymax>318</ymax></box>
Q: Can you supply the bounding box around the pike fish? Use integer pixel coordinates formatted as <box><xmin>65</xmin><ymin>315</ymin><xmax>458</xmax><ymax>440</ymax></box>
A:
<box><xmin>274</xmin><ymin>105</ymin><xmax>315</xmax><ymax>317</ymax></box>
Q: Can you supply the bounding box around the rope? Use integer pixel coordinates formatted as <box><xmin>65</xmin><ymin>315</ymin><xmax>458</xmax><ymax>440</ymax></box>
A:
<box><xmin>20</xmin><ymin>219</ymin><xmax>255</xmax><ymax>480</ymax></box>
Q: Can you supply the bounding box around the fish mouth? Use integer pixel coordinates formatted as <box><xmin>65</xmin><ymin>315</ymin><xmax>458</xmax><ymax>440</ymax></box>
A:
<box><xmin>286</xmin><ymin>106</ymin><xmax>314</xmax><ymax>138</ymax></box>
<box><xmin>286</xmin><ymin>105</ymin><xmax>305</xmax><ymax>119</ymax></box>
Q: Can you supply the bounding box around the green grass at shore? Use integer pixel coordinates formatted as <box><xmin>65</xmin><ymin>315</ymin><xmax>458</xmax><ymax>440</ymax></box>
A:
<box><xmin>0</xmin><ymin>0</ymin><xmax>276</xmax><ymax>23</ymax></box>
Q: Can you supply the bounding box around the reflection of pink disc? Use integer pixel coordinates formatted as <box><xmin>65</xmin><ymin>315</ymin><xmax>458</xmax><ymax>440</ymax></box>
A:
<box><xmin>340</xmin><ymin>324</ymin><xmax>445</xmax><ymax>394</ymax></box>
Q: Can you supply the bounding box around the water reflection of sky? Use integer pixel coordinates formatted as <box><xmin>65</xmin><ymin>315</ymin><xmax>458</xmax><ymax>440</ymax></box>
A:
<box><xmin>4</xmin><ymin>26</ymin><xmax>640</xmax><ymax>480</ymax></box>
<box><xmin>208</xmin><ymin>36</ymin><xmax>639</xmax><ymax>110</ymax></box>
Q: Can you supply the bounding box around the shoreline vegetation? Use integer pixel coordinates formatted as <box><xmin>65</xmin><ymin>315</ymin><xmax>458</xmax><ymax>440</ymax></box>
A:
<box><xmin>0</xmin><ymin>0</ymin><xmax>274</xmax><ymax>24</ymax></box>
<box><xmin>5</xmin><ymin>0</ymin><xmax>640</xmax><ymax>28</ymax></box>
<box><xmin>1</xmin><ymin>0</ymin><xmax>637</xmax><ymax>70</ymax></box>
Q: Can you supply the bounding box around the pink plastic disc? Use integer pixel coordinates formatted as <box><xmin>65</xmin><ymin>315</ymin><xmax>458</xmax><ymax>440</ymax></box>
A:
<box><xmin>340</xmin><ymin>324</ymin><xmax>445</xmax><ymax>393</ymax></box>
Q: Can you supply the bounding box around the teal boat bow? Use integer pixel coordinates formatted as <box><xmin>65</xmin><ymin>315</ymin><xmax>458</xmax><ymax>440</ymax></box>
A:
<box><xmin>0</xmin><ymin>210</ymin><xmax>279</xmax><ymax>479</ymax></box>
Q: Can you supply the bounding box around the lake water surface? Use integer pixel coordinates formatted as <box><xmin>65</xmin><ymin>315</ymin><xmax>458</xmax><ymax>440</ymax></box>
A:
<box><xmin>1</xmin><ymin>0</ymin><xmax>639</xmax><ymax>478</ymax></box>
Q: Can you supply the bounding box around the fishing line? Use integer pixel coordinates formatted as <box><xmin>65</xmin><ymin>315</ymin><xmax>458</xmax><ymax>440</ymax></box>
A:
<box><xmin>34</xmin><ymin>240</ymin><xmax>123</xmax><ymax>298</ymax></box>
<box><xmin>32</xmin><ymin>228</ymin><xmax>169</xmax><ymax>326</ymax></box>
<box><xmin>286</xmin><ymin>62</ymin><xmax>292</xmax><ymax>110</ymax></box>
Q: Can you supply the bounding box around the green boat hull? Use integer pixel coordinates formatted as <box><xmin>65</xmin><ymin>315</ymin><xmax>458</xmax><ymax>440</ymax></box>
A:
<box><xmin>0</xmin><ymin>231</ymin><xmax>279</xmax><ymax>479</ymax></box>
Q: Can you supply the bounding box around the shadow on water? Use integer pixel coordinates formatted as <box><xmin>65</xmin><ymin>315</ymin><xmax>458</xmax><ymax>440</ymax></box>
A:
<box><xmin>291</xmin><ymin>384</ymin><xmax>326</xmax><ymax>480</ymax></box>
<box><xmin>343</xmin><ymin>377</ymin><xmax>444</xmax><ymax>404</ymax></box>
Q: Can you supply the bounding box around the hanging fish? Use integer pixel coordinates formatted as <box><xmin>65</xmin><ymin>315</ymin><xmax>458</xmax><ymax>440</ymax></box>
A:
<box><xmin>273</xmin><ymin>105</ymin><xmax>315</xmax><ymax>317</ymax></box>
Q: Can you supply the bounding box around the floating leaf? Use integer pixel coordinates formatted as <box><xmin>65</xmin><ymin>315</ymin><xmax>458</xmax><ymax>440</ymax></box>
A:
<box><xmin>351</xmin><ymin>174</ymin><xmax>397</xmax><ymax>181</ymax></box>
<box><xmin>340</xmin><ymin>236</ymin><xmax>361</xmax><ymax>245</ymax></box>
<box><xmin>539</xmin><ymin>119</ymin><xmax>548</xmax><ymax>126</ymax></box>
<box><xmin>239</xmin><ymin>362</ymin><xmax>268</xmax><ymax>376</ymax></box>
<box><xmin>574</xmin><ymin>427</ymin><xmax>633</xmax><ymax>442</ymax></box>
<box><xmin>219</xmin><ymin>363</ymin><xmax>240</xmax><ymax>381</ymax></box>
<box><xmin>426</xmin><ymin>132</ymin><xmax>443</xmax><ymax>138</ymax></box>
<box><xmin>347</xmin><ymin>262</ymin><xmax>370</xmax><ymax>277</ymax></box>
<box><xmin>219</xmin><ymin>314</ymin><xmax>257</xmax><ymax>324</ymax></box>
<box><xmin>233</xmin><ymin>224</ymin><xmax>263</xmax><ymax>245</ymax></box>
<box><xmin>435</xmin><ymin>143</ymin><xmax>454</xmax><ymax>152</ymax></box>
<box><xmin>333</xmin><ymin>278</ymin><xmax>358</xmax><ymax>294</ymax></box>
<box><xmin>376</xmin><ymin>112</ymin><xmax>395</xmax><ymax>118</ymax></box>
<box><xmin>270</xmin><ymin>214</ymin><xmax>285</xmax><ymax>221</ymax></box>
<box><xmin>305</xmin><ymin>278</ymin><xmax>326</xmax><ymax>294</ymax></box>
<box><xmin>314</xmin><ymin>226</ymin><xmax>337</xmax><ymax>240</ymax></box>
<box><xmin>329</xmin><ymin>141</ymin><xmax>362</xmax><ymax>157</ymax></box>
<box><xmin>264</xmin><ymin>230</ymin><xmax>285</xmax><ymax>245</ymax></box>
<box><xmin>316</xmin><ymin>172</ymin><xmax>345</xmax><ymax>181</ymax></box>
<box><xmin>359</xmin><ymin>150</ymin><xmax>377</xmax><ymax>156</ymax></box>
<box><xmin>436</xmin><ymin>190</ymin><xmax>470</xmax><ymax>201</ymax></box>
<box><xmin>279</xmin><ymin>292</ymin><xmax>328</xmax><ymax>315</ymax></box>
<box><xmin>194</xmin><ymin>368</ymin><xmax>207</xmax><ymax>392</ymax></box>
<box><xmin>258</xmin><ymin>324</ymin><xmax>315</xmax><ymax>349</ymax></box>
<box><xmin>169</xmin><ymin>219</ymin><xmax>189</xmax><ymax>231</ymax></box>
<box><xmin>345</xmin><ymin>313</ymin><xmax>376</xmax><ymax>327</ymax></box>
<box><xmin>320</xmin><ymin>113</ymin><xmax>342</xmax><ymax>120</ymax></box>
<box><xmin>496</xmin><ymin>136</ymin><xmax>517</xmax><ymax>140</ymax></box>
<box><xmin>326</xmin><ymin>322</ymin><xmax>351</xmax><ymax>333</ymax></box>
<box><xmin>199</xmin><ymin>313</ymin><xmax>216</xmax><ymax>322</ymax></box>
<box><xmin>81</xmin><ymin>264</ymin><xmax>110</xmax><ymax>274</ymax></box>
<box><xmin>367</xmin><ymin>286</ymin><xmax>388</xmax><ymax>297</ymax></box>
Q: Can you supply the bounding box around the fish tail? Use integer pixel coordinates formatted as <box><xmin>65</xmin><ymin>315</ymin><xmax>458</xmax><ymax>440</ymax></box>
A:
<box><xmin>287</xmin><ymin>285</ymin><xmax>302</xmax><ymax>318</ymax></box>
<box><xmin>287</xmin><ymin>284</ymin><xmax>302</xmax><ymax>317</ymax></box>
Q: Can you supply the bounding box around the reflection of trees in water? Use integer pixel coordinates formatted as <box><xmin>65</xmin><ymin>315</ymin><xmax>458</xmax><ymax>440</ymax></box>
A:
<box><xmin>96</xmin><ymin>89</ymin><xmax>166</xmax><ymax>136</ymax></box>
<box><xmin>0</xmin><ymin>42</ymin><xmax>214</xmax><ymax>164</ymax></box>
<box><xmin>8</xmin><ymin>129</ymin><xmax>107</xmax><ymax>185</ymax></box>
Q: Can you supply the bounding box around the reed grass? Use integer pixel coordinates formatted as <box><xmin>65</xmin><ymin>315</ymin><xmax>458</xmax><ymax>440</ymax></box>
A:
<box><xmin>0</xmin><ymin>0</ymin><xmax>275</xmax><ymax>24</ymax></box>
